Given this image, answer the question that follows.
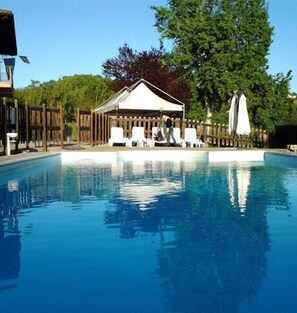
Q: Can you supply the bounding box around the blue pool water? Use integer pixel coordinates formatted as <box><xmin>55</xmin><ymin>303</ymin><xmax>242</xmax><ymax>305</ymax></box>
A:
<box><xmin>0</xmin><ymin>152</ymin><xmax>297</xmax><ymax>313</ymax></box>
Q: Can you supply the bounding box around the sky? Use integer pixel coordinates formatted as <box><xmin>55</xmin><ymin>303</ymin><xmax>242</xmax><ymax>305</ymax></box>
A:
<box><xmin>1</xmin><ymin>0</ymin><xmax>297</xmax><ymax>92</ymax></box>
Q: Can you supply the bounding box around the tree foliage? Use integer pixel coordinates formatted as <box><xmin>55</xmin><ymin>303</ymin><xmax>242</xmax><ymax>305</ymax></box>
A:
<box><xmin>102</xmin><ymin>43</ymin><xmax>192</xmax><ymax>106</ymax></box>
<box><xmin>14</xmin><ymin>75</ymin><xmax>113</xmax><ymax>122</ymax></box>
<box><xmin>152</xmin><ymin>0</ymin><xmax>293</xmax><ymax>131</ymax></box>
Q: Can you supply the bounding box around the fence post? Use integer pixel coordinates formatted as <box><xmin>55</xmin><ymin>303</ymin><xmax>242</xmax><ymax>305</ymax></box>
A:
<box><xmin>14</xmin><ymin>99</ymin><xmax>19</xmax><ymax>152</ymax></box>
<box><xmin>2</xmin><ymin>98</ymin><xmax>8</xmax><ymax>155</ymax></box>
<box><xmin>25</xmin><ymin>103</ymin><xmax>30</xmax><ymax>150</ymax></box>
<box><xmin>42</xmin><ymin>103</ymin><xmax>47</xmax><ymax>151</ymax></box>
<box><xmin>90</xmin><ymin>111</ymin><xmax>94</xmax><ymax>147</ymax></box>
<box><xmin>250</xmin><ymin>129</ymin><xmax>254</xmax><ymax>148</ymax></box>
<box><xmin>14</xmin><ymin>99</ymin><xmax>19</xmax><ymax>136</ymax></box>
<box><xmin>60</xmin><ymin>106</ymin><xmax>64</xmax><ymax>149</ymax></box>
<box><xmin>103</xmin><ymin>114</ymin><xmax>107</xmax><ymax>145</ymax></box>
<box><xmin>77</xmin><ymin>108</ymin><xmax>81</xmax><ymax>148</ymax></box>
<box><xmin>93</xmin><ymin>112</ymin><xmax>96</xmax><ymax>145</ymax></box>
<box><xmin>218</xmin><ymin>124</ymin><xmax>221</xmax><ymax>148</ymax></box>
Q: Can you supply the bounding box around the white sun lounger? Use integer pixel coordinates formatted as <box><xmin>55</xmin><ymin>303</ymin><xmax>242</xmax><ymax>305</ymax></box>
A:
<box><xmin>172</xmin><ymin>127</ymin><xmax>184</xmax><ymax>147</ymax></box>
<box><xmin>130</xmin><ymin>127</ymin><xmax>147</xmax><ymax>147</ymax></box>
<box><xmin>108</xmin><ymin>127</ymin><xmax>130</xmax><ymax>147</ymax></box>
<box><xmin>184</xmin><ymin>128</ymin><xmax>205</xmax><ymax>148</ymax></box>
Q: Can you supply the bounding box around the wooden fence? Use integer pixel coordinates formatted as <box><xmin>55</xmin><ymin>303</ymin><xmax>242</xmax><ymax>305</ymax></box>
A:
<box><xmin>0</xmin><ymin>98</ymin><xmax>269</xmax><ymax>155</ymax></box>
<box><xmin>108</xmin><ymin>115</ymin><xmax>267</xmax><ymax>148</ymax></box>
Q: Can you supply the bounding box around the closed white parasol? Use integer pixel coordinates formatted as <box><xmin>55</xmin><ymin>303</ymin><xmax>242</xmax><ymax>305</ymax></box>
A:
<box><xmin>236</xmin><ymin>94</ymin><xmax>251</xmax><ymax>135</ymax></box>
<box><xmin>228</xmin><ymin>93</ymin><xmax>238</xmax><ymax>135</ymax></box>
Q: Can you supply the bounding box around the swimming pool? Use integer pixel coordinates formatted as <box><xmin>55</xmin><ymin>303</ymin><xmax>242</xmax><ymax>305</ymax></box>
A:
<box><xmin>0</xmin><ymin>151</ymin><xmax>296</xmax><ymax>313</ymax></box>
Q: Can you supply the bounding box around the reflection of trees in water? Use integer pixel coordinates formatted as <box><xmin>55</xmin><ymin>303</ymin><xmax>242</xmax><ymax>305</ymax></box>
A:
<box><xmin>249</xmin><ymin>165</ymin><xmax>291</xmax><ymax>211</ymax></box>
<box><xmin>104</xmin><ymin>202</ymin><xmax>176</xmax><ymax>239</ymax></box>
<box><xmin>61</xmin><ymin>164</ymin><xmax>116</xmax><ymax>202</ymax></box>
<box><xmin>0</xmin><ymin>225</ymin><xmax>21</xmax><ymax>292</ymax></box>
<box><xmin>0</xmin><ymin>203</ymin><xmax>21</xmax><ymax>292</ymax></box>
<box><xmin>154</xmin><ymin>165</ymin><xmax>287</xmax><ymax>313</ymax></box>
<box><xmin>156</xmin><ymin>206</ymin><xmax>269</xmax><ymax>313</ymax></box>
<box><xmin>0</xmin><ymin>161</ymin><xmax>64</xmax><ymax>293</ymax></box>
<box><xmin>104</xmin><ymin>162</ymin><xmax>292</xmax><ymax>313</ymax></box>
<box><xmin>0</xmin><ymin>177</ymin><xmax>29</xmax><ymax>292</ymax></box>
<box><xmin>0</xmin><ymin>162</ymin><xmax>115</xmax><ymax>210</ymax></box>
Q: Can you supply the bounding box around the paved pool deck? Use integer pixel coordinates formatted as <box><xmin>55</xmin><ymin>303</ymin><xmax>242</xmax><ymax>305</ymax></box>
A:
<box><xmin>0</xmin><ymin>142</ymin><xmax>296</xmax><ymax>166</ymax></box>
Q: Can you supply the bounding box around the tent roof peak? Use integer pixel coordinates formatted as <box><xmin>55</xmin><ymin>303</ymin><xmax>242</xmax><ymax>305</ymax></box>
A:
<box><xmin>94</xmin><ymin>78</ymin><xmax>185</xmax><ymax>118</ymax></box>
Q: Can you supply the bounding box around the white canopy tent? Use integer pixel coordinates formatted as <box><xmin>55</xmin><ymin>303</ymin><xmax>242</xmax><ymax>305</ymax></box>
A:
<box><xmin>93</xmin><ymin>79</ymin><xmax>185</xmax><ymax>118</ymax></box>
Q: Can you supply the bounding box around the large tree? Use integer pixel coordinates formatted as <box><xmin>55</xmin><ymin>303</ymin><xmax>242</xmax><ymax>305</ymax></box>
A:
<box><xmin>152</xmin><ymin>0</ymin><xmax>293</xmax><ymax>131</ymax></box>
<box><xmin>14</xmin><ymin>75</ymin><xmax>112</xmax><ymax>122</ymax></box>
<box><xmin>102</xmin><ymin>43</ymin><xmax>191</xmax><ymax>106</ymax></box>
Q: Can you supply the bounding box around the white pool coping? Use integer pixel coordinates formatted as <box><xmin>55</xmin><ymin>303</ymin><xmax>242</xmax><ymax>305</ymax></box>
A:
<box><xmin>208</xmin><ymin>150</ymin><xmax>265</xmax><ymax>162</ymax></box>
<box><xmin>2</xmin><ymin>149</ymin><xmax>297</xmax><ymax>169</ymax></box>
<box><xmin>60</xmin><ymin>149</ymin><xmax>266</xmax><ymax>163</ymax></box>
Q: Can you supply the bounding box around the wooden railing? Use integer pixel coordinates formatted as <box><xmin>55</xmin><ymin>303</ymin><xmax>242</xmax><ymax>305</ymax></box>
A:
<box><xmin>0</xmin><ymin>99</ymin><xmax>269</xmax><ymax>155</ymax></box>
<box><xmin>100</xmin><ymin>115</ymin><xmax>268</xmax><ymax>148</ymax></box>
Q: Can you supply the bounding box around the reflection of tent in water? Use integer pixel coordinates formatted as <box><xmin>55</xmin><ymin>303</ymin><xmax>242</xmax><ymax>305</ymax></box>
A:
<box><xmin>119</xmin><ymin>179</ymin><xmax>183</xmax><ymax>211</ymax></box>
<box><xmin>228</xmin><ymin>167</ymin><xmax>251</xmax><ymax>214</ymax></box>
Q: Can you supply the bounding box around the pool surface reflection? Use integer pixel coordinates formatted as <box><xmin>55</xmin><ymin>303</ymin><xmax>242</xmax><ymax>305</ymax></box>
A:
<box><xmin>0</xmin><ymin>153</ymin><xmax>297</xmax><ymax>313</ymax></box>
